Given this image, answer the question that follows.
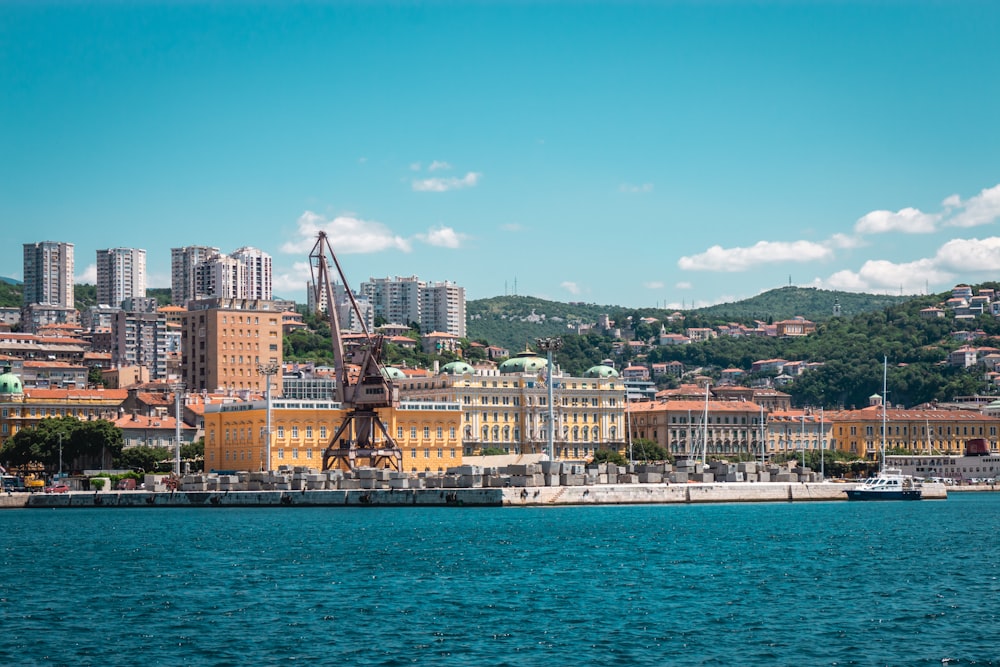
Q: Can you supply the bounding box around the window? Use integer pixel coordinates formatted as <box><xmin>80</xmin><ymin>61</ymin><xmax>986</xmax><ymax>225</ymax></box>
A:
<box><xmin>306</xmin><ymin>426</ymin><xmax>313</xmax><ymax>438</ymax></box>
<box><xmin>277</xmin><ymin>426</ymin><xmax>285</xmax><ymax>438</ymax></box>
<box><xmin>292</xmin><ymin>426</ymin><xmax>299</xmax><ymax>438</ymax></box>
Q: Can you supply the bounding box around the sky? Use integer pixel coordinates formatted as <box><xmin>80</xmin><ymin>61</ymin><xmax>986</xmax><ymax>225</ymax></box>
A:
<box><xmin>2</xmin><ymin>1</ymin><xmax>999</xmax><ymax>309</ymax></box>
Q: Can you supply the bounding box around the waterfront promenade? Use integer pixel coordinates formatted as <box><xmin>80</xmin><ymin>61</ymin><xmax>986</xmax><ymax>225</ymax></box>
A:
<box><xmin>0</xmin><ymin>479</ymin><xmax>949</xmax><ymax>509</ymax></box>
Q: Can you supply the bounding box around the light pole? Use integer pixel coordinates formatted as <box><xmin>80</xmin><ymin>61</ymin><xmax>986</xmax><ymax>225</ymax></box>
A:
<box><xmin>58</xmin><ymin>432</ymin><xmax>63</xmax><ymax>479</ymax></box>
<box><xmin>535</xmin><ymin>337</ymin><xmax>562</xmax><ymax>460</ymax></box>
<box><xmin>173</xmin><ymin>384</ymin><xmax>185</xmax><ymax>476</ymax></box>
<box><xmin>257</xmin><ymin>362</ymin><xmax>279</xmax><ymax>472</ymax></box>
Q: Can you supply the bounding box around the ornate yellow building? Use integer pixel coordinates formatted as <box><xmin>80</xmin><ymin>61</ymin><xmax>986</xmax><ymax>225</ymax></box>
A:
<box><xmin>394</xmin><ymin>354</ymin><xmax>627</xmax><ymax>460</ymax></box>
<box><xmin>203</xmin><ymin>397</ymin><xmax>463</xmax><ymax>473</ymax></box>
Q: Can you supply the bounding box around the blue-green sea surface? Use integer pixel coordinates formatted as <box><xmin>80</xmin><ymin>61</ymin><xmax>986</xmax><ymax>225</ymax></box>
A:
<box><xmin>2</xmin><ymin>493</ymin><xmax>998</xmax><ymax>666</ymax></box>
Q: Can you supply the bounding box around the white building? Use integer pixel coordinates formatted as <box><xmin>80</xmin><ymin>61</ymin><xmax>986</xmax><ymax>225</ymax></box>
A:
<box><xmin>96</xmin><ymin>247</ymin><xmax>146</xmax><ymax>308</ymax></box>
<box><xmin>171</xmin><ymin>246</ymin><xmax>219</xmax><ymax>306</ymax></box>
<box><xmin>23</xmin><ymin>241</ymin><xmax>74</xmax><ymax>308</ymax></box>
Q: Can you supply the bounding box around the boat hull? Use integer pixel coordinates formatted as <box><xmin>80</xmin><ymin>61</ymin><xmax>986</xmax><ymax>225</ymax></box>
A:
<box><xmin>846</xmin><ymin>489</ymin><xmax>922</xmax><ymax>501</ymax></box>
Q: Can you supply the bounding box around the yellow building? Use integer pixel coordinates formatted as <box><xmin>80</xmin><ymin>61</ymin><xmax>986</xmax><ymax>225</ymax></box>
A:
<box><xmin>828</xmin><ymin>404</ymin><xmax>1000</xmax><ymax>460</ymax></box>
<box><xmin>394</xmin><ymin>355</ymin><xmax>627</xmax><ymax>460</ymax></box>
<box><xmin>203</xmin><ymin>397</ymin><xmax>463</xmax><ymax>474</ymax></box>
<box><xmin>0</xmin><ymin>378</ymin><xmax>128</xmax><ymax>443</ymax></box>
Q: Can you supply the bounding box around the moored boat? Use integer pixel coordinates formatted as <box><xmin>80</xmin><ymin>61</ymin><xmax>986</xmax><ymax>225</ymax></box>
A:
<box><xmin>846</xmin><ymin>467</ymin><xmax>922</xmax><ymax>501</ymax></box>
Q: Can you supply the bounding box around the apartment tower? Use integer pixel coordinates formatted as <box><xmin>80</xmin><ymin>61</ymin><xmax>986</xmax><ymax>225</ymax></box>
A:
<box><xmin>22</xmin><ymin>241</ymin><xmax>74</xmax><ymax>308</ymax></box>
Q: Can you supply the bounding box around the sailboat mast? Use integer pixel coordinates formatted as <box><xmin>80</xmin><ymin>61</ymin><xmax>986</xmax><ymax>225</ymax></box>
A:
<box><xmin>881</xmin><ymin>355</ymin><xmax>888</xmax><ymax>473</ymax></box>
<box><xmin>701</xmin><ymin>382</ymin><xmax>709</xmax><ymax>466</ymax></box>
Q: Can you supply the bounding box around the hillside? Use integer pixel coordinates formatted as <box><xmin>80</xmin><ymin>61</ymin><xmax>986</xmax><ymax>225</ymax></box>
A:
<box><xmin>692</xmin><ymin>286</ymin><xmax>913</xmax><ymax>321</ymax></box>
<box><xmin>466</xmin><ymin>287</ymin><xmax>920</xmax><ymax>352</ymax></box>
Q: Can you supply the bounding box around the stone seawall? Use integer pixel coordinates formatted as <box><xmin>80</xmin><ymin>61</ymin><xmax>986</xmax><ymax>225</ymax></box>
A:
<box><xmin>6</xmin><ymin>481</ymin><xmax>946</xmax><ymax>509</ymax></box>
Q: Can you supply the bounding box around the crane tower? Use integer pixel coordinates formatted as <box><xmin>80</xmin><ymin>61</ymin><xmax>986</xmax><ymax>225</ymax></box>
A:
<box><xmin>309</xmin><ymin>231</ymin><xmax>402</xmax><ymax>472</ymax></box>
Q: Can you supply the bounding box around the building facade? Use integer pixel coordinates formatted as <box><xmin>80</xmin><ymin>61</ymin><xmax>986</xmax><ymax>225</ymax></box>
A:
<box><xmin>394</xmin><ymin>355</ymin><xmax>627</xmax><ymax>460</ymax></box>
<box><xmin>171</xmin><ymin>245</ymin><xmax>219</xmax><ymax>306</ymax></box>
<box><xmin>828</xmin><ymin>405</ymin><xmax>1000</xmax><ymax>460</ymax></box>
<box><xmin>203</xmin><ymin>398</ymin><xmax>463</xmax><ymax>473</ymax></box>
<box><xmin>628</xmin><ymin>399</ymin><xmax>767</xmax><ymax>459</ymax></box>
<box><xmin>113</xmin><ymin>310</ymin><xmax>170</xmax><ymax>380</ymax></box>
<box><xmin>96</xmin><ymin>247</ymin><xmax>146</xmax><ymax>308</ymax></box>
<box><xmin>23</xmin><ymin>241</ymin><xmax>74</xmax><ymax>308</ymax></box>
<box><xmin>179</xmin><ymin>299</ymin><xmax>283</xmax><ymax>394</ymax></box>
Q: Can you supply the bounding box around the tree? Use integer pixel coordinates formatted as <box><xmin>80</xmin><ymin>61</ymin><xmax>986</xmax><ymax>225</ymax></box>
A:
<box><xmin>115</xmin><ymin>446</ymin><xmax>172</xmax><ymax>473</ymax></box>
<box><xmin>593</xmin><ymin>448</ymin><xmax>627</xmax><ymax>466</ymax></box>
<box><xmin>629</xmin><ymin>438</ymin><xmax>673</xmax><ymax>463</ymax></box>
<box><xmin>0</xmin><ymin>417</ymin><xmax>123</xmax><ymax>473</ymax></box>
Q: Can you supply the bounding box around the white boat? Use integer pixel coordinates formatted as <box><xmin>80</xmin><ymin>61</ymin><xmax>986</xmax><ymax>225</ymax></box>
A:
<box><xmin>845</xmin><ymin>356</ymin><xmax>922</xmax><ymax>501</ymax></box>
<box><xmin>846</xmin><ymin>467</ymin><xmax>922</xmax><ymax>500</ymax></box>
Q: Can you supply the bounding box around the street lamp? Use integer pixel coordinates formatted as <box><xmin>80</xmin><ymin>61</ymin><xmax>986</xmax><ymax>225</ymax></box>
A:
<box><xmin>257</xmin><ymin>362</ymin><xmax>280</xmax><ymax>472</ymax></box>
<box><xmin>535</xmin><ymin>337</ymin><xmax>562</xmax><ymax>460</ymax></box>
<box><xmin>58</xmin><ymin>432</ymin><xmax>63</xmax><ymax>479</ymax></box>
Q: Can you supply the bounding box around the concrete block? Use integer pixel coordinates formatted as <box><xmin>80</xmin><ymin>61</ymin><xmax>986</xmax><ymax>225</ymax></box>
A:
<box><xmin>757</xmin><ymin>472</ymin><xmax>771</xmax><ymax>482</ymax></box>
<box><xmin>737</xmin><ymin>462</ymin><xmax>757</xmax><ymax>474</ymax></box>
<box><xmin>560</xmin><ymin>474</ymin><xmax>585</xmax><ymax>486</ymax></box>
<box><xmin>669</xmin><ymin>472</ymin><xmax>689</xmax><ymax>484</ymax></box>
<box><xmin>506</xmin><ymin>464</ymin><xmax>528</xmax><ymax>475</ymax></box>
<box><xmin>638</xmin><ymin>472</ymin><xmax>662</xmax><ymax>484</ymax></box>
<box><xmin>725</xmin><ymin>472</ymin><xmax>745</xmax><ymax>482</ymax></box>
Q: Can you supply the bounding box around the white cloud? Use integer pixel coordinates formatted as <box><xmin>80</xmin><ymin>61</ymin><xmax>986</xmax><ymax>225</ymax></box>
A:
<box><xmin>561</xmin><ymin>281</ymin><xmax>581</xmax><ymax>295</ymax></box>
<box><xmin>826</xmin><ymin>233</ymin><xmax>865</xmax><ymax>249</ymax></box>
<box><xmin>412</xmin><ymin>172</ymin><xmax>482</xmax><ymax>192</ymax></box>
<box><xmin>678</xmin><ymin>240</ymin><xmax>832</xmax><ymax>272</ymax></box>
<box><xmin>409</xmin><ymin>162</ymin><xmax>422</xmax><ymax>171</ymax></box>
<box><xmin>416</xmin><ymin>225</ymin><xmax>467</xmax><ymax>249</ymax></box>
<box><xmin>280</xmin><ymin>210</ymin><xmax>412</xmax><ymax>255</ymax></box>
<box><xmin>619</xmin><ymin>183</ymin><xmax>654</xmax><ymax>194</ymax></box>
<box><xmin>675</xmin><ymin>281</ymin><xmax>692</xmax><ymax>290</ymax></box>
<box><xmin>500</xmin><ymin>223</ymin><xmax>524</xmax><ymax>232</ymax></box>
<box><xmin>933</xmin><ymin>237</ymin><xmax>1000</xmax><ymax>273</ymax></box>
<box><xmin>854</xmin><ymin>207</ymin><xmax>939</xmax><ymax>234</ymax></box>
<box><xmin>428</xmin><ymin>160</ymin><xmax>452</xmax><ymax>172</ymax></box>
<box><xmin>272</xmin><ymin>260</ymin><xmax>313</xmax><ymax>297</ymax></box>
<box><xmin>77</xmin><ymin>264</ymin><xmax>96</xmax><ymax>283</ymax></box>
<box><xmin>643</xmin><ymin>281</ymin><xmax>665</xmax><ymax>289</ymax></box>
<box><xmin>944</xmin><ymin>184</ymin><xmax>1000</xmax><ymax>228</ymax></box>
<box><xmin>824</xmin><ymin>258</ymin><xmax>948</xmax><ymax>294</ymax></box>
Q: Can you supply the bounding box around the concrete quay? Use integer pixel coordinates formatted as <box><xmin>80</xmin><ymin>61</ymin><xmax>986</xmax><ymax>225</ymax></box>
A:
<box><xmin>4</xmin><ymin>480</ymin><xmax>946</xmax><ymax>508</ymax></box>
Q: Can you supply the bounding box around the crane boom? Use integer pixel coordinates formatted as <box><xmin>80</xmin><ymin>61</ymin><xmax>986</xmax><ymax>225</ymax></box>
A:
<box><xmin>308</xmin><ymin>231</ymin><xmax>402</xmax><ymax>472</ymax></box>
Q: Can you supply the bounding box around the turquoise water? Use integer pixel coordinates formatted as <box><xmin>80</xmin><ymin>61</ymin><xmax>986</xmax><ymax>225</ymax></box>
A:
<box><xmin>2</xmin><ymin>494</ymin><xmax>999</xmax><ymax>666</ymax></box>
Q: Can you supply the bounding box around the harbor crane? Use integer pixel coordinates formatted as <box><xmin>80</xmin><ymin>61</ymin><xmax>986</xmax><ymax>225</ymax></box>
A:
<box><xmin>308</xmin><ymin>231</ymin><xmax>403</xmax><ymax>472</ymax></box>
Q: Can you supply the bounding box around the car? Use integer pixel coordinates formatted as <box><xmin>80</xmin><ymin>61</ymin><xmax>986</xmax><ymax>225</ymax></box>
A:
<box><xmin>43</xmin><ymin>482</ymin><xmax>70</xmax><ymax>494</ymax></box>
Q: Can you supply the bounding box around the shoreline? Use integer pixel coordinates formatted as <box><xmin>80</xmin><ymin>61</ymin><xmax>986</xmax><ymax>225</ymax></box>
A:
<box><xmin>1</xmin><ymin>480</ymin><xmax>952</xmax><ymax>509</ymax></box>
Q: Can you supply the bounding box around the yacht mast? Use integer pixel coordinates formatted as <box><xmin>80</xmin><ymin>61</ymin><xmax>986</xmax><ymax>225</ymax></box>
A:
<box><xmin>881</xmin><ymin>355</ymin><xmax>888</xmax><ymax>473</ymax></box>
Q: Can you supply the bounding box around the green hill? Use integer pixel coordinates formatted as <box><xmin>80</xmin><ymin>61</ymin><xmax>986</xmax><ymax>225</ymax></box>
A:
<box><xmin>466</xmin><ymin>287</ymin><xmax>920</xmax><ymax>351</ymax></box>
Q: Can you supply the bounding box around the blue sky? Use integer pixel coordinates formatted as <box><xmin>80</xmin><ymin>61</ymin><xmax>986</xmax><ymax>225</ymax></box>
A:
<box><xmin>3</xmin><ymin>1</ymin><xmax>999</xmax><ymax>309</ymax></box>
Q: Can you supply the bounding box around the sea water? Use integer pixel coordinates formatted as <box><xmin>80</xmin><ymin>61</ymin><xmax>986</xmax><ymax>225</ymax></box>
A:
<box><xmin>1</xmin><ymin>493</ymin><xmax>998</xmax><ymax>666</ymax></box>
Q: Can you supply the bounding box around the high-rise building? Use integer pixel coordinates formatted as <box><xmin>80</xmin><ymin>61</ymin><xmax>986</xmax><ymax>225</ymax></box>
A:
<box><xmin>23</xmin><ymin>241</ymin><xmax>74</xmax><ymax>308</ymax></box>
<box><xmin>171</xmin><ymin>246</ymin><xmax>219</xmax><ymax>306</ymax></box>
<box><xmin>420</xmin><ymin>281</ymin><xmax>466</xmax><ymax>338</ymax></box>
<box><xmin>231</xmin><ymin>246</ymin><xmax>272</xmax><ymax>301</ymax></box>
<box><xmin>112</xmin><ymin>309</ymin><xmax>169</xmax><ymax>380</ymax></box>
<box><xmin>96</xmin><ymin>247</ymin><xmax>146</xmax><ymax>308</ymax></box>
<box><xmin>173</xmin><ymin>246</ymin><xmax>272</xmax><ymax>305</ymax></box>
<box><xmin>360</xmin><ymin>276</ymin><xmax>423</xmax><ymax>327</ymax></box>
<box><xmin>179</xmin><ymin>298</ymin><xmax>283</xmax><ymax>394</ymax></box>
<box><xmin>194</xmin><ymin>254</ymin><xmax>245</xmax><ymax>301</ymax></box>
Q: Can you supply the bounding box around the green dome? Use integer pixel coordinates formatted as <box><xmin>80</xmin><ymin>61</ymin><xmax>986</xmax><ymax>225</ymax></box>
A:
<box><xmin>583</xmin><ymin>365</ymin><xmax>619</xmax><ymax>378</ymax></box>
<box><xmin>440</xmin><ymin>361</ymin><xmax>475</xmax><ymax>375</ymax></box>
<box><xmin>0</xmin><ymin>369</ymin><xmax>23</xmax><ymax>395</ymax></box>
<box><xmin>498</xmin><ymin>349</ymin><xmax>549</xmax><ymax>374</ymax></box>
<box><xmin>381</xmin><ymin>366</ymin><xmax>407</xmax><ymax>380</ymax></box>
